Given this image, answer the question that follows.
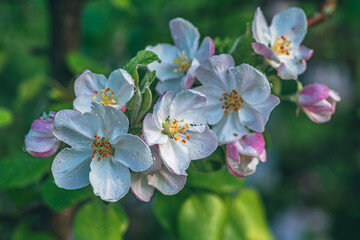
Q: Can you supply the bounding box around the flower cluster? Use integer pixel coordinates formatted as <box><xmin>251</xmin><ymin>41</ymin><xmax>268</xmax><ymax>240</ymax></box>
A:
<box><xmin>24</xmin><ymin>8</ymin><xmax>340</xmax><ymax>202</ymax></box>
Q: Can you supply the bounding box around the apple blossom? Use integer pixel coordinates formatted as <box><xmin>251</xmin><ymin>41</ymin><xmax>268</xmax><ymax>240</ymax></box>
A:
<box><xmin>226</xmin><ymin>132</ymin><xmax>266</xmax><ymax>177</ymax></box>
<box><xmin>195</xmin><ymin>54</ymin><xmax>280</xmax><ymax>144</ymax></box>
<box><xmin>51</xmin><ymin>102</ymin><xmax>153</xmax><ymax>202</ymax></box>
<box><xmin>131</xmin><ymin>146</ymin><xmax>186</xmax><ymax>202</ymax></box>
<box><xmin>24</xmin><ymin>111</ymin><xmax>60</xmax><ymax>158</ymax></box>
<box><xmin>251</xmin><ymin>7</ymin><xmax>313</xmax><ymax>80</ymax></box>
<box><xmin>73</xmin><ymin>69</ymin><xmax>135</xmax><ymax>113</ymax></box>
<box><xmin>142</xmin><ymin>90</ymin><xmax>218</xmax><ymax>175</ymax></box>
<box><xmin>298</xmin><ymin>83</ymin><xmax>341</xmax><ymax>123</ymax></box>
<box><xmin>146</xmin><ymin>18</ymin><xmax>215</xmax><ymax>95</ymax></box>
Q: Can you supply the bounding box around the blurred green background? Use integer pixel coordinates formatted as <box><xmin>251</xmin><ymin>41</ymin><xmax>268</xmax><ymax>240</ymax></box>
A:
<box><xmin>0</xmin><ymin>0</ymin><xmax>359</xmax><ymax>239</ymax></box>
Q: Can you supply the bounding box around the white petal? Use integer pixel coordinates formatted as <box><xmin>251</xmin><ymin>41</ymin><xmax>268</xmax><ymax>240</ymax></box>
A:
<box><xmin>159</xmin><ymin>139</ymin><xmax>190</xmax><ymax>175</ymax></box>
<box><xmin>90</xmin><ymin>102</ymin><xmax>129</xmax><ymax>143</ymax></box>
<box><xmin>74</xmin><ymin>70</ymin><xmax>106</xmax><ymax>96</ymax></box>
<box><xmin>155</xmin><ymin>76</ymin><xmax>185</xmax><ymax>95</ymax></box>
<box><xmin>153</xmin><ymin>91</ymin><xmax>173</xmax><ymax>128</ymax></box>
<box><xmin>53</xmin><ymin>110</ymin><xmax>101</xmax><ymax>148</ymax></box>
<box><xmin>212</xmin><ymin>112</ymin><xmax>247</xmax><ymax>145</ymax></box>
<box><xmin>195</xmin><ymin>85</ymin><xmax>225</xmax><ymax>125</ymax></box>
<box><xmin>51</xmin><ymin>148</ymin><xmax>91</xmax><ymax>190</ymax></box>
<box><xmin>112</xmin><ymin>134</ymin><xmax>153</xmax><ymax>172</ymax></box>
<box><xmin>142</xmin><ymin>113</ymin><xmax>169</xmax><ymax>146</ymax></box>
<box><xmin>252</xmin><ymin>7</ymin><xmax>271</xmax><ymax>45</ymax></box>
<box><xmin>185</xmin><ymin>125</ymin><xmax>218</xmax><ymax>160</ymax></box>
<box><xmin>131</xmin><ymin>173</ymin><xmax>154</xmax><ymax>202</ymax></box>
<box><xmin>148</xmin><ymin>165</ymin><xmax>186</xmax><ymax>195</ymax></box>
<box><xmin>195</xmin><ymin>54</ymin><xmax>234</xmax><ymax>91</ymax></box>
<box><xmin>194</xmin><ymin>37</ymin><xmax>215</xmax><ymax>62</ymax></box>
<box><xmin>170</xmin><ymin>18</ymin><xmax>200</xmax><ymax>59</ymax></box>
<box><xmin>73</xmin><ymin>94</ymin><xmax>96</xmax><ymax>113</ymax></box>
<box><xmin>146</xmin><ymin>44</ymin><xmax>183</xmax><ymax>81</ymax></box>
<box><xmin>269</xmin><ymin>7</ymin><xmax>307</xmax><ymax>46</ymax></box>
<box><xmin>230</xmin><ymin>64</ymin><xmax>270</xmax><ymax>105</ymax></box>
<box><xmin>170</xmin><ymin>89</ymin><xmax>207</xmax><ymax>124</ymax></box>
<box><xmin>89</xmin><ymin>158</ymin><xmax>130</xmax><ymax>202</ymax></box>
<box><xmin>107</xmin><ymin>69</ymin><xmax>135</xmax><ymax>107</ymax></box>
<box><xmin>277</xmin><ymin>61</ymin><xmax>298</xmax><ymax>80</ymax></box>
<box><xmin>239</xmin><ymin>95</ymin><xmax>280</xmax><ymax>132</ymax></box>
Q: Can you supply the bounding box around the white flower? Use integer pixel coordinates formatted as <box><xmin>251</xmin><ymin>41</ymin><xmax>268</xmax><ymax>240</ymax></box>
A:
<box><xmin>131</xmin><ymin>146</ymin><xmax>186</xmax><ymax>202</ymax></box>
<box><xmin>146</xmin><ymin>18</ymin><xmax>215</xmax><ymax>95</ymax></box>
<box><xmin>195</xmin><ymin>54</ymin><xmax>280</xmax><ymax>144</ymax></box>
<box><xmin>251</xmin><ymin>7</ymin><xmax>313</xmax><ymax>80</ymax></box>
<box><xmin>73</xmin><ymin>69</ymin><xmax>135</xmax><ymax>113</ymax></box>
<box><xmin>51</xmin><ymin>102</ymin><xmax>153</xmax><ymax>202</ymax></box>
<box><xmin>142</xmin><ymin>90</ymin><xmax>218</xmax><ymax>175</ymax></box>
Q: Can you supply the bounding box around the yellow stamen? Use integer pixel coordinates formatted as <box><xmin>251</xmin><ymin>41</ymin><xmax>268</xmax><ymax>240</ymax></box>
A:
<box><xmin>272</xmin><ymin>35</ymin><xmax>291</xmax><ymax>56</ymax></box>
<box><xmin>220</xmin><ymin>90</ymin><xmax>244</xmax><ymax>114</ymax></box>
<box><xmin>173</xmin><ymin>51</ymin><xmax>191</xmax><ymax>73</ymax></box>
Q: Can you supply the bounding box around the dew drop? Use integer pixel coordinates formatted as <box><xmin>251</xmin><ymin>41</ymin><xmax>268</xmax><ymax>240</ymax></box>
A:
<box><xmin>22</xmin><ymin>145</ymin><xmax>27</xmax><ymax>152</ymax></box>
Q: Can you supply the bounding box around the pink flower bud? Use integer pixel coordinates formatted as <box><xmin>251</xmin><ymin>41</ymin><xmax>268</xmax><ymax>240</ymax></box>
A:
<box><xmin>226</xmin><ymin>133</ymin><xmax>266</xmax><ymax>177</ymax></box>
<box><xmin>298</xmin><ymin>83</ymin><xmax>341</xmax><ymax>123</ymax></box>
<box><xmin>24</xmin><ymin>112</ymin><xmax>61</xmax><ymax>158</ymax></box>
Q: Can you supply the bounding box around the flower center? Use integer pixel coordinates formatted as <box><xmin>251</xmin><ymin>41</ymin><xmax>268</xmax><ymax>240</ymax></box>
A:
<box><xmin>220</xmin><ymin>89</ymin><xmax>244</xmax><ymax>114</ymax></box>
<box><xmin>92</xmin><ymin>88</ymin><xmax>117</xmax><ymax>106</ymax></box>
<box><xmin>162</xmin><ymin>118</ymin><xmax>190</xmax><ymax>143</ymax></box>
<box><xmin>91</xmin><ymin>134</ymin><xmax>113</xmax><ymax>162</ymax></box>
<box><xmin>173</xmin><ymin>51</ymin><xmax>191</xmax><ymax>73</ymax></box>
<box><xmin>272</xmin><ymin>36</ymin><xmax>291</xmax><ymax>56</ymax></box>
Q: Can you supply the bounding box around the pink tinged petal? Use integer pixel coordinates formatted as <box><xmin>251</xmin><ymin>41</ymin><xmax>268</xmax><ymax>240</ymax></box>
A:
<box><xmin>185</xmin><ymin>125</ymin><xmax>218</xmax><ymax>160</ymax></box>
<box><xmin>299</xmin><ymin>45</ymin><xmax>313</xmax><ymax>61</ymax></box>
<box><xmin>112</xmin><ymin>134</ymin><xmax>153</xmax><ymax>172</ymax></box>
<box><xmin>212</xmin><ymin>111</ymin><xmax>247</xmax><ymax>145</ymax></box>
<box><xmin>251</xmin><ymin>42</ymin><xmax>280</xmax><ymax>64</ymax></box>
<box><xmin>277</xmin><ymin>61</ymin><xmax>298</xmax><ymax>80</ymax></box>
<box><xmin>53</xmin><ymin>110</ymin><xmax>102</xmax><ymax>148</ymax></box>
<box><xmin>159</xmin><ymin>139</ymin><xmax>190</xmax><ymax>176</ymax></box>
<box><xmin>51</xmin><ymin>148</ymin><xmax>91</xmax><ymax>190</ymax></box>
<box><xmin>238</xmin><ymin>133</ymin><xmax>265</xmax><ymax>156</ymax></box>
<box><xmin>170</xmin><ymin>89</ymin><xmax>207</xmax><ymax>124</ymax></box>
<box><xmin>107</xmin><ymin>69</ymin><xmax>135</xmax><ymax>108</ymax></box>
<box><xmin>299</xmin><ymin>83</ymin><xmax>330</xmax><ymax>107</ymax></box>
<box><xmin>227</xmin><ymin>155</ymin><xmax>260</xmax><ymax>177</ymax></box>
<box><xmin>155</xmin><ymin>76</ymin><xmax>185</xmax><ymax>95</ymax></box>
<box><xmin>252</xmin><ymin>7</ymin><xmax>272</xmax><ymax>45</ymax></box>
<box><xmin>170</xmin><ymin>18</ymin><xmax>200</xmax><ymax>59</ymax></box>
<box><xmin>195</xmin><ymin>54</ymin><xmax>234</xmax><ymax>91</ymax></box>
<box><xmin>146</xmin><ymin>44</ymin><xmax>183</xmax><ymax>81</ymax></box>
<box><xmin>328</xmin><ymin>89</ymin><xmax>341</xmax><ymax>102</ymax></box>
<box><xmin>73</xmin><ymin>94</ymin><xmax>96</xmax><ymax>113</ymax></box>
<box><xmin>194</xmin><ymin>85</ymin><xmax>225</xmax><ymax>125</ymax></box>
<box><xmin>230</xmin><ymin>63</ymin><xmax>271</xmax><ymax>105</ymax></box>
<box><xmin>239</xmin><ymin>95</ymin><xmax>280</xmax><ymax>133</ymax></box>
<box><xmin>74</xmin><ymin>70</ymin><xmax>106</xmax><ymax>97</ymax></box>
<box><xmin>148</xmin><ymin>165</ymin><xmax>186</xmax><ymax>195</ymax></box>
<box><xmin>90</xmin><ymin>103</ymin><xmax>129</xmax><ymax>143</ymax></box>
<box><xmin>89</xmin><ymin>158</ymin><xmax>130</xmax><ymax>202</ymax></box>
<box><xmin>142</xmin><ymin>114</ymin><xmax>169</xmax><ymax>146</ymax></box>
<box><xmin>184</xmin><ymin>59</ymin><xmax>200</xmax><ymax>90</ymax></box>
<box><xmin>269</xmin><ymin>7</ymin><xmax>307</xmax><ymax>46</ymax></box>
<box><xmin>48</xmin><ymin>111</ymin><xmax>57</xmax><ymax>118</ymax></box>
<box><xmin>27</xmin><ymin>147</ymin><xmax>59</xmax><ymax>158</ymax></box>
<box><xmin>226</xmin><ymin>142</ymin><xmax>241</xmax><ymax>164</ymax></box>
<box><xmin>25</xmin><ymin>132</ymin><xmax>60</xmax><ymax>157</ymax></box>
<box><xmin>153</xmin><ymin>91</ymin><xmax>173</xmax><ymax>128</ymax></box>
<box><xmin>302</xmin><ymin>99</ymin><xmax>333</xmax><ymax>123</ymax></box>
<box><xmin>31</xmin><ymin>119</ymin><xmax>53</xmax><ymax>132</ymax></box>
<box><xmin>194</xmin><ymin>37</ymin><xmax>215</xmax><ymax>62</ymax></box>
<box><xmin>259</xmin><ymin>150</ymin><xmax>267</xmax><ymax>162</ymax></box>
<box><xmin>121</xmin><ymin>106</ymin><xmax>126</xmax><ymax>112</ymax></box>
<box><xmin>130</xmin><ymin>173</ymin><xmax>154</xmax><ymax>202</ymax></box>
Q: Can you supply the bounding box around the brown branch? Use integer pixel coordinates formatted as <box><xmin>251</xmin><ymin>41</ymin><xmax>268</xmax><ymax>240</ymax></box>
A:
<box><xmin>308</xmin><ymin>0</ymin><xmax>337</xmax><ymax>27</ymax></box>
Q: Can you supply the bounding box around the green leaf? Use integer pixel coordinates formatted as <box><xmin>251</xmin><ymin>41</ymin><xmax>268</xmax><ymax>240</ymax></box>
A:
<box><xmin>40</xmin><ymin>177</ymin><xmax>90</xmax><ymax>211</ymax></box>
<box><xmin>231</xmin><ymin>22</ymin><xmax>258</xmax><ymax>66</ymax></box>
<box><xmin>12</xmin><ymin>225</ymin><xmax>55</xmax><ymax>240</ymax></box>
<box><xmin>0</xmin><ymin>152</ymin><xmax>51</xmax><ymax>189</ymax></box>
<box><xmin>16</xmin><ymin>75</ymin><xmax>47</xmax><ymax>107</ymax></box>
<box><xmin>123</xmin><ymin>50</ymin><xmax>160</xmax><ymax>86</ymax></box>
<box><xmin>129</xmin><ymin>89</ymin><xmax>142</xmax><ymax>126</ymax></box>
<box><xmin>0</xmin><ymin>107</ymin><xmax>13</xmax><ymax>128</ymax></box>
<box><xmin>136</xmin><ymin>87</ymin><xmax>152</xmax><ymax>123</ymax></box>
<box><xmin>178</xmin><ymin>193</ymin><xmax>227</xmax><ymax>240</ymax></box>
<box><xmin>139</xmin><ymin>70</ymin><xmax>156</xmax><ymax>93</ymax></box>
<box><xmin>190</xmin><ymin>147</ymin><xmax>225</xmax><ymax>172</ymax></box>
<box><xmin>187</xmin><ymin>167</ymin><xmax>245</xmax><ymax>194</ymax></box>
<box><xmin>74</xmin><ymin>201</ymin><xmax>128</xmax><ymax>240</ymax></box>
<box><xmin>66</xmin><ymin>52</ymin><xmax>110</xmax><ymax>75</ymax></box>
<box><xmin>153</xmin><ymin>192</ymin><xmax>188</xmax><ymax>235</ymax></box>
<box><xmin>225</xmin><ymin>189</ymin><xmax>274</xmax><ymax>240</ymax></box>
